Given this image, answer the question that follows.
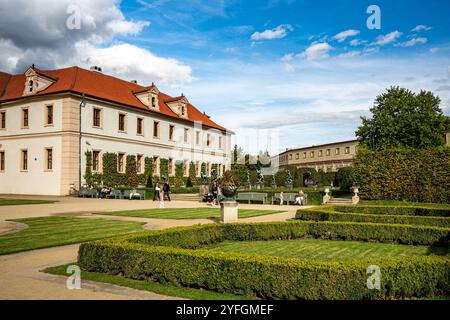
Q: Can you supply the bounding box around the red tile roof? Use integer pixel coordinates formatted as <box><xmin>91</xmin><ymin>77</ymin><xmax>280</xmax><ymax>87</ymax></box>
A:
<box><xmin>0</xmin><ymin>66</ymin><xmax>228</xmax><ymax>132</ymax></box>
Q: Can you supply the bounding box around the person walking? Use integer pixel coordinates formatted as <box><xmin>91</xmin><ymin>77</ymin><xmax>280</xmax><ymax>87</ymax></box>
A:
<box><xmin>163</xmin><ymin>182</ymin><xmax>171</xmax><ymax>201</ymax></box>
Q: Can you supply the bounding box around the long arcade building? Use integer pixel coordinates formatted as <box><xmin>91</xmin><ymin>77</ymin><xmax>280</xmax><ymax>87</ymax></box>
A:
<box><xmin>0</xmin><ymin>65</ymin><xmax>232</xmax><ymax>195</ymax></box>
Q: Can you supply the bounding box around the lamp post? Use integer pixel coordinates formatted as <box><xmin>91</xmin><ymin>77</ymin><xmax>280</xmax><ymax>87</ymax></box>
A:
<box><xmin>79</xmin><ymin>93</ymin><xmax>86</xmax><ymax>191</ymax></box>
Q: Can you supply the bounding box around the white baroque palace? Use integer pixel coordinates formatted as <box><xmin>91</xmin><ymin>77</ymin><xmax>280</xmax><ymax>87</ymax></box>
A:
<box><xmin>0</xmin><ymin>65</ymin><xmax>232</xmax><ymax>195</ymax></box>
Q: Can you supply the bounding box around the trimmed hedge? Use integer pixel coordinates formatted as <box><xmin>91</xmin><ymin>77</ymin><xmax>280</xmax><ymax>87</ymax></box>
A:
<box><xmin>296</xmin><ymin>208</ymin><xmax>450</xmax><ymax>228</ymax></box>
<box><xmin>353</xmin><ymin>148</ymin><xmax>450</xmax><ymax>203</ymax></box>
<box><xmin>332</xmin><ymin>205</ymin><xmax>450</xmax><ymax>217</ymax></box>
<box><xmin>78</xmin><ymin>221</ymin><xmax>450</xmax><ymax>300</ymax></box>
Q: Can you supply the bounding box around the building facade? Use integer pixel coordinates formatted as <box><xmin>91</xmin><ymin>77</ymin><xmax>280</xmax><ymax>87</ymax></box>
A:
<box><xmin>274</xmin><ymin>140</ymin><xmax>359</xmax><ymax>172</ymax></box>
<box><xmin>0</xmin><ymin>66</ymin><xmax>232</xmax><ymax>195</ymax></box>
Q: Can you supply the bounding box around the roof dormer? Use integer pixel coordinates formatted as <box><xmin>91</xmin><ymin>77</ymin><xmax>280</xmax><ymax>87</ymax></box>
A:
<box><xmin>133</xmin><ymin>84</ymin><xmax>160</xmax><ymax>110</ymax></box>
<box><xmin>23</xmin><ymin>66</ymin><xmax>55</xmax><ymax>96</ymax></box>
<box><xmin>165</xmin><ymin>95</ymin><xmax>189</xmax><ymax>119</ymax></box>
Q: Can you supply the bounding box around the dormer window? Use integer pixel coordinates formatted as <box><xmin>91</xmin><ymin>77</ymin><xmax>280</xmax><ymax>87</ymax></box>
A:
<box><xmin>133</xmin><ymin>85</ymin><xmax>160</xmax><ymax>110</ymax></box>
<box><xmin>23</xmin><ymin>66</ymin><xmax>55</xmax><ymax>96</ymax></box>
<box><xmin>28</xmin><ymin>80</ymin><xmax>34</xmax><ymax>93</ymax></box>
<box><xmin>166</xmin><ymin>96</ymin><xmax>189</xmax><ymax>119</ymax></box>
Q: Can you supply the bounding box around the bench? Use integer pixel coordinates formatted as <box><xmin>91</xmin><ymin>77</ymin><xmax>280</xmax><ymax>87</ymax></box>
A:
<box><xmin>78</xmin><ymin>188</ymin><xmax>98</xmax><ymax>198</ymax></box>
<box><xmin>106</xmin><ymin>190</ymin><xmax>122</xmax><ymax>199</ymax></box>
<box><xmin>236</xmin><ymin>192</ymin><xmax>268</xmax><ymax>204</ymax></box>
<box><xmin>273</xmin><ymin>193</ymin><xmax>308</xmax><ymax>205</ymax></box>
<box><xmin>123</xmin><ymin>189</ymin><xmax>146</xmax><ymax>200</ymax></box>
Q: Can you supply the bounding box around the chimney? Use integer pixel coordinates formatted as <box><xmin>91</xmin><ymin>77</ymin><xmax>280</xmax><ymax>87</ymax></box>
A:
<box><xmin>131</xmin><ymin>80</ymin><xmax>138</xmax><ymax>84</ymax></box>
<box><xmin>90</xmin><ymin>66</ymin><xmax>102</xmax><ymax>73</ymax></box>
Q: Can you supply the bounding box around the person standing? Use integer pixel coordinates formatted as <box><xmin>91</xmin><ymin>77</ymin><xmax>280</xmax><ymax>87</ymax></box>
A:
<box><xmin>159</xmin><ymin>188</ymin><xmax>165</xmax><ymax>208</ymax></box>
<box><xmin>153</xmin><ymin>183</ymin><xmax>160</xmax><ymax>201</ymax></box>
<box><xmin>163</xmin><ymin>182</ymin><xmax>171</xmax><ymax>201</ymax></box>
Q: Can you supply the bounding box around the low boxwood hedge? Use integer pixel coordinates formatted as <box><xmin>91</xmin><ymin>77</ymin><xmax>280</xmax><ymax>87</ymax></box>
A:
<box><xmin>332</xmin><ymin>205</ymin><xmax>450</xmax><ymax>217</ymax></box>
<box><xmin>78</xmin><ymin>221</ymin><xmax>450</xmax><ymax>300</ymax></box>
<box><xmin>297</xmin><ymin>208</ymin><xmax>450</xmax><ymax>228</ymax></box>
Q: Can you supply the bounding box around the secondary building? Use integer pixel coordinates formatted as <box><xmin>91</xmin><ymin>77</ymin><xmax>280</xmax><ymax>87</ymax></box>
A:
<box><xmin>274</xmin><ymin>139</ymin><xmax>359</xmax><ymax>172</ymax></box>
<box><xmin>0</xmin><ymin>65</ymin><xmax>231</xmax><ymax>195</ymax></box>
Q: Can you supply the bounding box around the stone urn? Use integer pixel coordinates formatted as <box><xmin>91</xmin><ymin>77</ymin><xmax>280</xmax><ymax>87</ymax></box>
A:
<box><xmin>221</xmin><ymin>170</ymin><xmax>237</xmax><ymax>199</ymax></box>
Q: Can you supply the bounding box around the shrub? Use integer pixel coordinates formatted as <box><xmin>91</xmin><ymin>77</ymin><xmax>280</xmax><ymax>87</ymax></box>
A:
<box><xmin>332</xmin><ymin>205</ymin><xmax>450</xmax><ymax>217</ymax></box>
<box><xmin>126</xmin><ymin>155</ymin><xmax>138</xmax><ymax>188</ymax></box>
<box><xmin>335</xmin><ymin>167</ymin><xmax>355</xmax><ymax>192</ymax></box>
<box><xmin>296</xmin><ymin>208</ymin><xmax>450</xmax><ymax>228</ymax></box>
<box><xmin>160</xmin><ymin>158</ymin><xmax>169</xmax><ymax>180</ymax></box>
<box><xmin>78</xmin><ymin>221</ymin><xmax>450</xmax><ymax>300</ymax></box>
<box><xmin>84</xmin><ymin>151</ymin><xmax>93</xmax><ymax>187</ymax></box>
<box><xmin>353</xmin><ymin>148</ymin><xmax>450</xmax><ymax>203</ymax></box>
<box><xmin>174</xmin><ymin>161</ymin><xmax>185</xmax><ymax>188</ymax></box>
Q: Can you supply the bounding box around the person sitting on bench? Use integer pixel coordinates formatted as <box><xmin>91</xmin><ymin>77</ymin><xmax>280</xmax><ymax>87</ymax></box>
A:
<box><xmin>129</xmin><ymin>189</ymin><xmax>140</xmax><ymax>200</ymax></box>
<box><xmin>295</xmin><ymin>190</ymin><xmax>306</xmax><ymax>205</ymax></box>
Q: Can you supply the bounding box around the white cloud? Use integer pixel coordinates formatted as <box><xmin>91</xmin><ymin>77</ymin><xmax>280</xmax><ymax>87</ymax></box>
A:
<box><xmin>396</xmin><ymin>37</ymin><xmax>428</xmax><ymax>47</ymax></box>
<box><xmin>73</xmin><ymin>42</ymin><xmax>192</xmax><ymax>86</ymax></box>
<box><xmin>337</xmin><ymin>51</ymin><xmax>361</xmax><ymax>59</ymax></box>
<box><xmin>412</xmin><ymin>25</ymin><xmax>432</xmax><ymax>32</ymax></box>
<box><xmin>283</xmin><ymin>63</ymin><xmax>294</xmax><ymax>73</ymax></box>
<box><xmin>349</xmin><ymin>39</ymin><xmax>366</xmax><ymax>46</ymax></box>
<box><xmin>0</xmin><ymin>0</ymin><xmax>192</xmax><ymax>87</ymax></box>
<box><xmin>251</xmin><ymin>25</ymin><xmax>293</xmax><ymax>41</ymax></box>
<box><xmin>106</xmin><ymin>20</ymin><xmax>150</xmax><ymax>36</ymax></box>
<box><xmin>430</xmin><ymin>48</ymin><xmax>439</xmax><ymax>53</ymax></box>
<box><xmin>280</xmin><ymin>53</ymin><xmax>294</xmax><ymax>62</ymax></box>
<box><xmin>300</xmin><ymin>42</ymin><xmax>333</xmax><ymax>61</ymax></box>
<box><xmin>333</xmin><ymin>29</ymin><xmax>360</xmax><ymax>43</ymax></box>
<box><xmin>374</xmin><ymin>31</ymin><xmax>403</xmax><ymax>46</ymax></box>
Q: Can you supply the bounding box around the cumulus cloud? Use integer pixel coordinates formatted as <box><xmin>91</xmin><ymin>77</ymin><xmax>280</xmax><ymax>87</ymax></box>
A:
<box><xmin>251</xmin><ymin>25</ymin><xmax>293</xmax><ymax>41</ymax></box>
<box><xmin>373</xmin><ymin>31</ymin><xmax>403</xmax><ymax>46</ymax></box>
<box><xmin>300</xmin><ymin>43</ymin><xmax>333</xmax><ymax>60</ymax></box>
<box><xmin>395</xmin><ymin>37</ymin><xmax>428</xmax><ymax>47</ymax></box>
<box><xmin>412</xmin><ymin>25</ymin><xmax>432</xmax><ymax>32</ymax></box>
<box><xmin>0</xmin><ymin>0</ymin><xmax>192</xmax><ymax>87</ymax></box>
<box><xmin>73</xmin><ymin>42</ymin><xmax>192</xmax><ymax>86</ymax></box>
<box><xmin>333</xmin><ymin>29</ymin><xmax>360</xmax><ymax>43</ymax></box>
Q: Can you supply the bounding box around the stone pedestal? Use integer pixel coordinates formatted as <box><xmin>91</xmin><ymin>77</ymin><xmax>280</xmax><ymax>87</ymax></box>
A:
<box><xmin>322</xmin><ymin>187</ymin><xmax>331</xmax><ymax>204</ymax></box>
<box><xmin>352</xmin><ymin>187</ymin><xmax>360</xmax><ymax>205</ymax></box>
<box><xmin>220</xmin><ymin>200</ymin><xmax>238</xmax><ymax>223</ymax></box>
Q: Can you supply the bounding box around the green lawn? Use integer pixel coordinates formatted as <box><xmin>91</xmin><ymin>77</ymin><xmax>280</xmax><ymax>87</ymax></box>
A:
<box><xmin>204</xmin><ymin>239</ymin><xmax>449</xmax><ymax>261</ymax></box>
<box><xmin>96</xmin><ymin>208</ymin><xmax>285</xmax><ymax>220</ymax></box>
<box><xmin>43</xmin><ymin>264</ymin><xmax>252</xmax><ymax>300</ymax></box>
<box><xmin>0</xmin><ymin>217</ymin><xmax>144</xmax><ymax>255</ymax></box>
<box><xmin>0</xmin><ymin>198</ymin><xmax>57</xmax><ymax>206</ymax></box>
<box><xmin>359</xmin><ymin>200</ymin><xmax>450</xmax><ymax>209</ymax></box>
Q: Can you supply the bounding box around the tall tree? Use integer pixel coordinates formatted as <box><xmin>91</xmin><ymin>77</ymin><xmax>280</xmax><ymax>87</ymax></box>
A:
<box><xmin>356</xmin><ymin>86</ymin><xmax>449</xmax><ymax>150</ymax></box>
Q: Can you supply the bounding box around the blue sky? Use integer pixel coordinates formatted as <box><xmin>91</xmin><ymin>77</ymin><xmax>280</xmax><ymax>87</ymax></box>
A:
<box><xmin>1</xmin><ymin>0</ymin><xmax>449</xmax><ymax>154</ymax></box>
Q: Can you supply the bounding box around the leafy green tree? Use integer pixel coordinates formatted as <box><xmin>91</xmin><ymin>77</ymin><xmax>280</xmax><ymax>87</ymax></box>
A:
<box><xmin>356</xmin><ymin>86</ymin><xmax>449</xmax><ymax>150</ymax></box>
